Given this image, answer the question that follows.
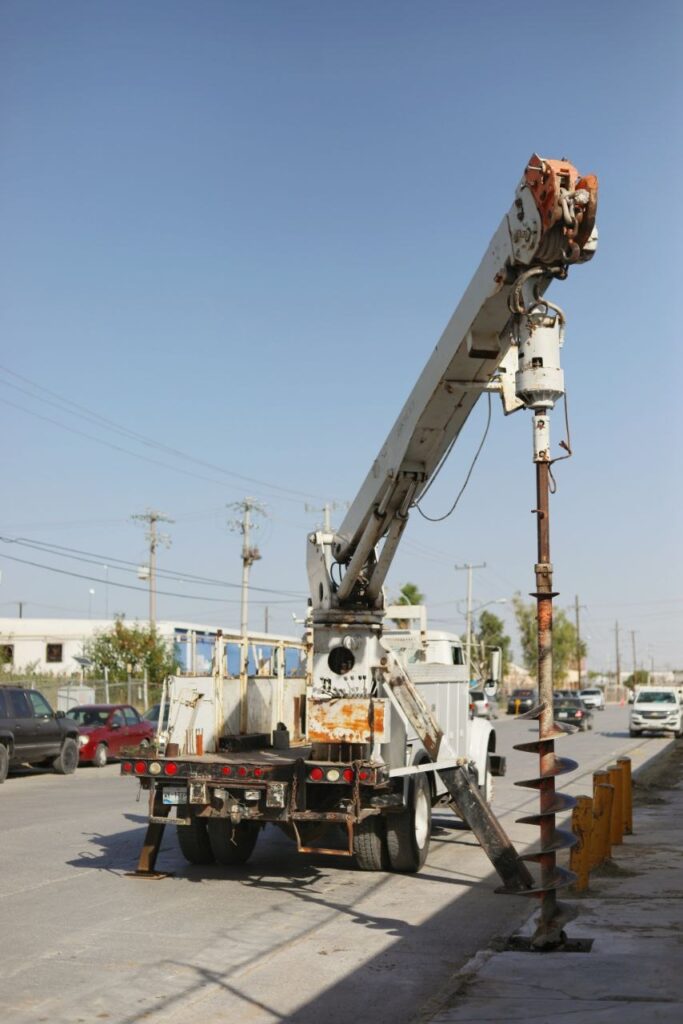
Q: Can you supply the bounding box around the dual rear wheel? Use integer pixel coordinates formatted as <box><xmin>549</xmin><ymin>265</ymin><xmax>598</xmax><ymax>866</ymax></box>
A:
<box><xmin>176</xmin><ymin>814</ymin><xmax>260</xmax><ymax>866</ymax></box>
<box><xmin>354</xmin><ymin>774</ymin><xmax>432</xmax><ymax>873</ymax></box>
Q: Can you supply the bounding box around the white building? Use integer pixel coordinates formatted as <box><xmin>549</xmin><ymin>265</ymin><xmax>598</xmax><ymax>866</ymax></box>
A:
<box><xmin>0</xmin><ymin>618</ymin><xmax>303</xmax><ymax>677</ymax></box>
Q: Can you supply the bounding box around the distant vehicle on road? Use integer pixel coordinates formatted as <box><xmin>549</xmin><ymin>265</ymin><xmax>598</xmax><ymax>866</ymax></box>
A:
<box><xmin>629</xmin><ymin>688</ymin><xmax>682</xmax><ymax>738</ymax></box>
<box><xmin>68</xmin><ymin>704</ymin><xmax>154</xmax><ymax>766</ymax></box>
<box><xmin>506</xmin><ymin>688</ymin><xmax>536</xmax><ymax>715</ymax></box>
<box><xmin>469</xmin><ymin>690</ymin><xmax>497</xmax><ymax>720</ymax></box>
<box><xmin>553</xmin><ymin>696</ymin><xmax>593</xmax><ymax>732</ymax></box>
<box><xmin>0</xmin><ymin>684</ymin><xmax>80</xmax><ymax>782</ymax></box>
<box><xmin>578</xmin><ymin>687</ymin><xmax>605</xmax><ymax>711</ymax></box>
<box><xmin>142</xmin><ymin>702</ymin><xmax>170</xmax><ymax>731</ymax></box>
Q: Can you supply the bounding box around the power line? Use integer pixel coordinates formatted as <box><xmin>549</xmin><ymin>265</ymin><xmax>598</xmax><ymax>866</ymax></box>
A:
<box><xmin>0</xmin><ymin>536</ymin><xmax>307</xmax><ymax>598</ymax></box>
<box><xmin>0</xmin><ymin>366</ymin><xmax>340</xmax><ymax>505</ymax></box>
<box><xmin>0</xmin><ymin>551</ymin><xmax>300</xmax><ymax>605</ymax></box>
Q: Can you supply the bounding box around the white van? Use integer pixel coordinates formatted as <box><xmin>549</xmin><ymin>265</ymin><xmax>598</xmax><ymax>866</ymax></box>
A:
<box><xmin>629</xmin><ymin>687</ymin><xmax>682</xmax><ymax>737</ymax></box>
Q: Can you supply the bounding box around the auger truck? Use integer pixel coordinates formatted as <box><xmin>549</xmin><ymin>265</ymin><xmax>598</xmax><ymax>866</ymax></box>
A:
<box><xmin>125</xmin><ymin>153</ymin><xmax>598</xmax><ymax>878</ymax></box>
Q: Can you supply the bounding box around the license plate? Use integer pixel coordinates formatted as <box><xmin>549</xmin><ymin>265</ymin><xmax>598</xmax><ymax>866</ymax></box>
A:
<box><xmin>557</xmin><ymin>712</ymin><xmax>568</xmax><ymax>719</ymax></box>
<box><xmin>162</xmin><ymin>787</ymin><xmax>186</xmax><ymax>805</ymax></box>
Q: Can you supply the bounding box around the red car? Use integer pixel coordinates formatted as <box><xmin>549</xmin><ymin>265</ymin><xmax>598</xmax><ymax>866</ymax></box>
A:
<box><xmin>67</xmin><ymin>704</ymin><xmax>154</xmax><ymax>767</ymax></box>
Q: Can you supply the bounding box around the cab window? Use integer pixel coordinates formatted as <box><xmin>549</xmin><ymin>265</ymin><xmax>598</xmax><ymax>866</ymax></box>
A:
<box><xmin>451</xmin><ymin>646</ymin><xmax>464</xmax><ymax>665</ymax></box>
<box><xmin>123</xmin><ymin>707</ymin><xmax>140</xmax><ymax>725</ymax></box>
<box><xmin>9</xmin><ymin>691</ymin><xmax>32</xmax><ymax>717</ymax></box>
<box><xmin>27</xmin><ymin>692</ymin><xmax>53</xmax><ymax>718</ymax></box>
<box><xmin>110</xmin><ymin>710</ymin><xmax>125</xmax><ymax>727</ymax></box>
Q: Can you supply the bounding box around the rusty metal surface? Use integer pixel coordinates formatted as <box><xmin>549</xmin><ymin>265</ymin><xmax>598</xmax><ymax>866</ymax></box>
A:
<box><xmin>306</xmin><ymin>697</ymin><xmax>388</xmax><ymax>745</ymax></box>
<box><xmin>507</xmin><ymin>445</ymin><xmax>579</xmax><ymax>949</ymax></box>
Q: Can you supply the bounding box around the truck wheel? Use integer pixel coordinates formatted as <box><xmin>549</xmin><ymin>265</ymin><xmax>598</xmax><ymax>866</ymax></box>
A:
<box><xmin>353</xmin><ymin>815</ymin><xmax>387</xmax><ymax>871</ymax></box>
<box><xmin>386</xmin><ymin>774</ymin><xmax>431</xmax><ymax>873</ymax></box>
<box><xmin>629</xmin><ymin>729</ymin><xmax>640</xmax><ymax>738</ymax></box>
<box><xmin>92</xmin><ymin>743</ymin><xmax>108</xmax><ymax>768</ymax></box>
<box><xmin>52</xmin><ymin>738</ymin><xmax>79</xmax><ymax>775</ymax></box>
<box><xmin>0</xmin><ymin>744</ymin><xmax>8</xmax><ymax>783</ymax></box>
<box><xmin>207</xmin><ymin>820</ymin><xmax>259</xmax><ymax>865</ymax></box>
<box><xmin>176</xmin><ymin>816</ymin><xmax>215</xmax><ymax>865</ymax></box>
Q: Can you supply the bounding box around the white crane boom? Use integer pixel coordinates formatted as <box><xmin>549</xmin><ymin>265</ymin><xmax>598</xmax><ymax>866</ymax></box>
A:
<box><xmin>307</xmin><ymin>154</ymin><xmax>597</xmax><ymax>618</ymax></box>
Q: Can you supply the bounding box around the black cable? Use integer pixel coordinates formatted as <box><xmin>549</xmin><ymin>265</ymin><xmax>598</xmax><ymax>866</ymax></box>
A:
<box><xmin>0</xmin><ymin>551</ymin><xmax>297</xmax><ymax>605</ymax></box>
<box><xmin>413</xmin><ymin>393</ymin><xmax>492</xmax><ymax>523</ymax></box>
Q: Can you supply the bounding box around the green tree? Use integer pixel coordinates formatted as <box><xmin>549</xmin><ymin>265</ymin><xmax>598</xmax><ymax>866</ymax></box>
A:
<box><xmin>625</xmin><ymin>668</ymin><xmax>649</xmax><ymax>691</ymax></box>
<box><xmin>512</xmin><ymin>594</ymin><xmax>587</xmax><ymax>684</ymax></box>
<box><xmin>468</xmin><ymin>610</ymin><xmax>511</xmax><ymax>681</ymax></box>
<box><xmin>395</xmin><ymin>582</ymin><xmax>425</xmax><ymax>606</ymax></box>
<box><xmin>83</xmin><ymin>617</ymin><xmax>177</xmax><ymax>686</ymax></box>
<box><xmin>391</xmin><ymin>582</ymin><xmax>425</xmax><ymax>628</ymax></box>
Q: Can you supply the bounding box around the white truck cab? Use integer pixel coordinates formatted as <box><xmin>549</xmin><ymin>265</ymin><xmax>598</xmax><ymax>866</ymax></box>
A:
<box><xmin>630</xmin><ymin>687</ymin><xmax>682</xmax><ymax>737</ymax></box>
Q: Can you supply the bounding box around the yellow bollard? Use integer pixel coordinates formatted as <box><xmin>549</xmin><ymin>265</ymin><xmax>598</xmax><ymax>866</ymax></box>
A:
<box><xmin>608</xmin><ymin>764</ymin><xmax>625</xmax><ymax>846</ymax></box>
<box><xmin>570</xmin><ymin>795</ymin><xmax>593</xmax><ymax>892</ymax></box>
<box><xmin>591</xmin><ymin>774</ymin><xmax>614</xmax><ymax>867</ymax></box>
<box><xmin>515</xmin><ymin>698</ymin><xmax>521</xmax><ymax>715</ymax></box>
<box><xmin>617</xmin><ymin>756</ymin><xmax>633</xmax><ymax>835</ymax></box>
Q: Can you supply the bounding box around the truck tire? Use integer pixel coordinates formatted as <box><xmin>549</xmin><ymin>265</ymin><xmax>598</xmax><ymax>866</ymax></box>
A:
<box><xmin>0</xmin><ymin>744</ymin><xmax>8</xmax><ymax>783</ymax></box>
<box><xmin>92</xmin><ymin>743</ymin><xmax>108</xmax><ymax>767</ymax></box>
<box><xmin>207</xmin><ymin>820</ymin><xmax>259</xmax><ymax>865</ymax></box>
<box><xmin>386</xmin><ymin>774</ymin><xmax>431</xmax><ymax>873</ymax></box>
<box><xmin>353</xmin><ymin>815</ymin><xmax>387</xmax><ymax>871</ymax></box>
<box><xmin>52</xmin><ymin>738</ymin><xmax>79</xmax><ymax>775</ymax></box>
<box><xmin>176</xmin><ymin>816</ymin><xmax>215</xmax><ymax>865</ymax></box>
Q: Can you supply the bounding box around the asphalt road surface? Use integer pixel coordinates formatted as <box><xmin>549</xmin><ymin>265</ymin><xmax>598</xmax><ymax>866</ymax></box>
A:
<box><xmin>0</xmin><ymin>705</ymin><xmax>671</xmax><ymax>1024</ymax></box>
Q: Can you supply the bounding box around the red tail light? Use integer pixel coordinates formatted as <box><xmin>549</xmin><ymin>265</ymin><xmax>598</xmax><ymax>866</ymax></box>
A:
<box><xmin>238</xmin><ymin>766</ymin><xmax>248</xmax><ymax>777</ymax></box>
<box><xmin>358</xmin><ymin>770</ymin><xmax>369</xmax><ymax>781</ymax></box>
<box><xmin>122</xmin><ymin>762</ymin><xmax>133</xmax><ymax>773</ymax></box>
<box><xmin>221</xmin><ymin>765</ymin><xmax>232</xmax><ymax>776</ymax></box>
<box><xmin>164</xmin><ymin>762</ymin><xmax>178</xmax><ymax>776</ymax></box>
<box><xmin>575</xmin><ymin>710</ymin><xmax>583</xmax><ymax>718</ymax></box>
<box><xmin>342</xmin><ymin>768</ymin><xmax>354</xmax><ymax>784</ymax></box>
<box><xmin>309</xmin><ymin>767</ymin><xmax>324</xmax><ymax>781</ymax></box>
<box><xmin>134</xmin><ymin>761</ymin><xmax>146</xmax><ymax>774</ymax></box>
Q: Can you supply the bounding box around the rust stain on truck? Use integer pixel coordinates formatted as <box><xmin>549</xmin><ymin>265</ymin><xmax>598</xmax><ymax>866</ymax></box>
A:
<box><xmin>307</xmin><ymin>697</ymin><xmax>388</xmax><ymax>745</ymax></box>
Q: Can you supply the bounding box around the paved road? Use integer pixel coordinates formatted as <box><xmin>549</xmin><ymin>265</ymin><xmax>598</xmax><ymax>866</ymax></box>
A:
<box><xmin>0</xmin><ymin>706</ymin><xmax>670</xmax><ymax>1024</ymax></box>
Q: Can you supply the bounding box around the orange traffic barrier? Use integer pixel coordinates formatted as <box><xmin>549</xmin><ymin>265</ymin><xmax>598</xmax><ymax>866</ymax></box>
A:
<box><xmin>608</xmin><ymin>763</ymin><xmax>625</xmax><ymax>846</ymax></box>
<box><xmin>591</xmin><ymin>780</ymin><xmax>615</xmax><ymax>868</ymax></box>
<box><xmin>617</xmin><ymin>756</ymin><xmax>633</xmax><ymax>835</ymax></box>
<box><xmin>569</xmin><ymin>795</ymin><xmax>593</xmax><ymax>892</ymax></box>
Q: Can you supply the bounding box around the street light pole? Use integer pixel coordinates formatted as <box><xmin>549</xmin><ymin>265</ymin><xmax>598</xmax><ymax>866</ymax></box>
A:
<box><xmin>455</xmin><ymin>562</ymin><xmax>486</xmax><ymax>680</ymax></box>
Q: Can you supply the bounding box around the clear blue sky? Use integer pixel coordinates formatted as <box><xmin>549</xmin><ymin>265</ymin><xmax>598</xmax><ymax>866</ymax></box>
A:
<box><xmin>1</xmin><ymin>1</ymin><xmax>681</xmax><ymax>672</ymax></box>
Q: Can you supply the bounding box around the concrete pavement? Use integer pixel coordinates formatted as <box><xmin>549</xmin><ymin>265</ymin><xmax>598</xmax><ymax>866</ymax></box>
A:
<box><xmin>421</xmin><ymin>737</ymin><xmax>683</xmax><ymax>1024</ymax></box>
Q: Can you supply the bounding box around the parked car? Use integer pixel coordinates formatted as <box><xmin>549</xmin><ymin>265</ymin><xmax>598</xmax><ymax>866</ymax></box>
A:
<box><xmin>506</xmin><ymin>688</ymin><xmax>536</xmax><ymax>715</ymax></box>
<box><xmin>629</xmin><ymin>688</ymin><xmax>682</xmax><ymax>738</ymax></box>
<box><xmin>469</xmin><ymin>690</ymin><xmax>497</xmax><ymax>720</ymax></box>
<box><xmin>0</xmin><ymin>684</ymin><xmax>80</xmax><ymax>782</ymax></box>
<box><xmin>578</xmin><ymin>687</ymin><xmax>605</xmax><ymax>710</ymax></box>
<box><xmin>553</xmin><ymin>696</ymin><xmax>594</xmax><ymax>731</ymax></box>
<box><xmin>67</xmin><ymin>704</ymin><xmax>154</xmax><ymax>766</ymax></box>
<box><xmin>142</xmin><ymin>702</ymin><xmax>170</xmax><ymax>731</ymax></box>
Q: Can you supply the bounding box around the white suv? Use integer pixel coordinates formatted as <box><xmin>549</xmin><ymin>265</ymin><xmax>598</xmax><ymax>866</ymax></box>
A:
<box><xmin>578</xmin><ymin>687</ymin><xmax>605</xmax><ymax>711</ymax></box>
<box><xmin>630</xmin><ymin>688</ymin><xmax>682</xmax><ymax>737</ymax></box>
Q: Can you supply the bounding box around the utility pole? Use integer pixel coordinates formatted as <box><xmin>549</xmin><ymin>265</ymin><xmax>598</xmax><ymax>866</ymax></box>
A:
<box><xmin>18</xmin><ymin>601</ymin><xmax>24</xmax><ymax>619</ymax></box>
<box><xmin>228</xmin><ymin>498</ymin><xmax>267</xmax><ymax>731</ymax></box>
<box><xmin>630</xmin><ymin>629</ymin><xmax>638</xmax><ymax>688</ymax></box>
<box><xmin>264</xmin><ymin>606</ymin><xmax>269</xmax><ymax>633</ymax></box>
<box><xmin>574</xmin><ymin>595</ymin><xmax>586</xmax><ymax>689</ymax></box>
<box><xmin>614</xmin><ymin>621</ymin><xmax>621</xmax><ymax>688</ymax></box>
<box><xmin>132</xmin><ymin>509</ymin><xmax>174</xmax><ymax>630</ymax></box>
<box><xmin>305</xmin><ymin>500</ymin><xmax>348</xmax><ymax>533</ymax></box>
<box><xmin>455</xmin><ymin>562</ymin><xmax>486</xmax><ymax>681</ymax></box>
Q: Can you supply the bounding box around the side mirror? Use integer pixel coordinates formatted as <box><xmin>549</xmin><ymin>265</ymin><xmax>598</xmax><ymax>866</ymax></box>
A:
<box><xmin>55</xmin><ymin>710</ymin><xmax>66</xmax><ymax>719</ymax></box>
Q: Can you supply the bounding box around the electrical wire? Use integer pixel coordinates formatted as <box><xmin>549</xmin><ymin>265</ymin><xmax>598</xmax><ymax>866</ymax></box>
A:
<box><xmin>0</xmin><ymin>551</ymin><xmax>298</xmax><ymax>605</ymax></box>
<box><xmin>0</xmin><ymin>536</ymin><xmax>307</xmax><ymax>598</ymax></box>
<box><xmin>0</xmin><ymin>366</ymin><xmax>341</xmax><ymax>505</ymax></box>
<box><xmin>413</xmin><ymin>394</ymin><xmax>492</xmax><ymax>522</ymax></box>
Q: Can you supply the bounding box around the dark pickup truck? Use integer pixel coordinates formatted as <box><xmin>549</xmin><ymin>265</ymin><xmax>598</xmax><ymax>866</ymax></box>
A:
<box><xmin>0</xmin><ymin>684</ymin><xmax>80</xmax><ymax>782</ymax></box>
